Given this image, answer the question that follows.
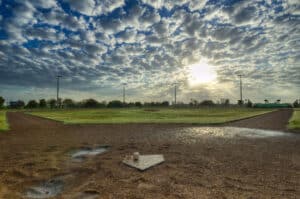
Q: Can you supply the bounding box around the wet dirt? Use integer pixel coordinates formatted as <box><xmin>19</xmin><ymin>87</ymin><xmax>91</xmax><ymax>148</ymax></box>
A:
<box><xmin>71</xmin><ymin>146</ymin><xmax>109</xmax><ymax>162</ymax></box>
<box><xmin>0</xmin><ymin>111</ymin><xmax>299</xmax><ymax>198</ymax></box>
<box><xmin>25</xmin><ymin>178</ymin><xmax>64</xmax><ymax>198</ymax></box>
<box><xmin>228</xmin><ymin>108</ymin><xmax>294</xmax><ymax>132</ymax></box>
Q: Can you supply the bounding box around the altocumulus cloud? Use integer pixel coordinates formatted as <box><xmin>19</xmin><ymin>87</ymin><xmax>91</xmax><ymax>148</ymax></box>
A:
<box><xmin>0</xmin><ymin>0</ymin><xmax>299</xmax><ymax>102</ymax></box>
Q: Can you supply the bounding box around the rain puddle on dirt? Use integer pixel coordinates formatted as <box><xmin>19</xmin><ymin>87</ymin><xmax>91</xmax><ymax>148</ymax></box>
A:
<box><xmin>25</xmin><ymin>178</ymin><xmax>64</xmax><ymax>198</ymax></box>
<box><xmin>175</xmin><ymin>127</ymin><xmax>292</xmax><ymax>143</ymax></box>
<box><xmin>25</xmin><ymin>145</ymin><xmax>109</xmax><ymax>198</ymax></box>
<box><xmin>71</xmin><ymin>145</ymin><xmax>110</xmax><ymax>162</ymax></box>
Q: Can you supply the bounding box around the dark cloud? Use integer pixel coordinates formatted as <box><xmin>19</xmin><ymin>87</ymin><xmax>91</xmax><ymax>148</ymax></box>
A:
<box><xmin>233</xmin><ymin>6</ymin><xmax>257</xmax><ymax>24</ymax></box>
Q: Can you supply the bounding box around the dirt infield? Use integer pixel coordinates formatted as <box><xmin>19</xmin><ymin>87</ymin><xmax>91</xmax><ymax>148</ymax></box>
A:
<box><xmin>0</xmin><ymin>111</ymin><xmax>299</xmax><ymax>198</ymax></box>
<box><xmin>227</xmin><ymin>108</ymin><xmax>294</xmax><ymax>132</ymax></box>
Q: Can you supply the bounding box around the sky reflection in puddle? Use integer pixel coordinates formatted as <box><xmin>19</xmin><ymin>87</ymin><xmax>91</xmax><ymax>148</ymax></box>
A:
<box><xmin>174</xmin><ymin>127</ymin><xmax>292</xmax><ymax>143</ymax></box>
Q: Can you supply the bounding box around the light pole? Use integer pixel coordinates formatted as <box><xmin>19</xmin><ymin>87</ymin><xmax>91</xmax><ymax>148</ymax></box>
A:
<box><xmin>174</xmin><ymin>83</ymin><xmax>178</xmax><ymax>105</ymax></box>
<box><xmin>122</xmin><ymin>83</ymin><xmax>126</xmax><ymax>104</ymax></box>
<box><xmin>56</xmin><ymin>75</ymin><xmax>62</xmax><ymax>108</ymax></box>
<box><xmin>238</xmin><ymin>75</ymin><xmax>243</xmax><ymax>104</ymax></box>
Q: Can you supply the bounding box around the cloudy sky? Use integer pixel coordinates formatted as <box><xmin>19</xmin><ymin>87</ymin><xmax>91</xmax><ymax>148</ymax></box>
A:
<box><xmin>0</xmin><ymin>0</ymin><xmax>299</xmax><ymax>103</ymax></box>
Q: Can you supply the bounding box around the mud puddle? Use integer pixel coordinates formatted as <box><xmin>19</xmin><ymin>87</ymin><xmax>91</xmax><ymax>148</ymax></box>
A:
<box><xmin>71</xmin><ymin>145</ymin><xmax>110</xmax><ymax>162</ymax></box>
<box><xmin>175</xmin><ymin>127</ymin><xmax>293</xmax><ymax>143</ymax></box>
<box><xmin>25</xmin><ymin>145</ymin><xmax>109</xmax><ymax>198</ymax></box>
<box><xmin>25</xmin><ymin>178</ymin><xmax>64</xmax><ymax>198</ymax></box>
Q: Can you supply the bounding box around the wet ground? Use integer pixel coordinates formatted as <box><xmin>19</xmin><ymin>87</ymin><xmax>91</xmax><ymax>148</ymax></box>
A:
<box><xmin>0</xmin><ymin>111</ymin><xmax>299</xmax><ymax>198</ymax></box>
<box><xmin>228</xmin><ymin>108</ymin><xmax>294</xmax><ymax>132</ymax></box>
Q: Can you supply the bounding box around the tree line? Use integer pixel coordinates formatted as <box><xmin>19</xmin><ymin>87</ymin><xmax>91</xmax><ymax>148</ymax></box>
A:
<box><xmin>1</xmin><ymin>97</ymin><xmax>171</xmax><ymax>109</ymax></box>
<box><xmin>0</xmin><ymin>96</ymin><xmax>299</xmax><ymax>109</ymax></box>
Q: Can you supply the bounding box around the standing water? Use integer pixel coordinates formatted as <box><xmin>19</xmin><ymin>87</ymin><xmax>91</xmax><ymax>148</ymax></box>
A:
<box><xmin>174</xmin><ymin>127</ymin><xmax>293</xmax><ymax>143</ymax></box>
<box><xmin>26</xmin><ymin>178</ymin><xmax>64</xmax><ymax>198</ymax></box>
<box><xmin>71</xmin><ymin>146</ymin><xmax>109</xmax><ymax>162</ymax></box>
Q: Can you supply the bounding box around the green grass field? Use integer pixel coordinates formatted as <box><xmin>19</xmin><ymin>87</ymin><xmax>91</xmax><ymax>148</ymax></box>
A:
<box><xmin>28</xmin><ymin>108</ymin><xmax>273</xmax><ymax>125</ymax></box>
<box><xmin>288</xmin><ymin>108</ymin><xmax>300</xmax><ymax>130</ymax></box>
<box><xmin>0</xmin><ymin>111</ymin><xmax>8</xmax><ymax>131</ymax></box>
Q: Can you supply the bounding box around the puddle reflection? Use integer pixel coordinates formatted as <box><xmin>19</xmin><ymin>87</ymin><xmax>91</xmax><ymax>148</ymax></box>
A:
<box><xmin>174</xmin><ymin>127</ymin><xmax>292</xmax><ymax>143</ymax></box>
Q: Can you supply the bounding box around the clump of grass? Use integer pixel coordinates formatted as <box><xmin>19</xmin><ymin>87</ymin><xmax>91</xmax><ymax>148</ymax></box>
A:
<box><xmin>288</xmin><ymin>109</ymin><xmax>300</xmax><ymax>130</ymax></box>
<box><xmin>0</xmin><ymin>111</ymin><xmax>9</xmax><ymax>131</ymax></box>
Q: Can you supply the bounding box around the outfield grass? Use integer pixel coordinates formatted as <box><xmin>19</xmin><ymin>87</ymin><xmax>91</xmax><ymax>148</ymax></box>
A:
<box><xmin>288</xmin><ymin>108</ymin><xmax>300</xmax><ymax>130</ymax></box>
<box><xmin>28</xmin><ymin>108</ymin><xmax>274</xmax><ymax>125</ymax></box>
<box><xmin>0</xmin><ymin>110</ymin><xmax>8</xmax><ymax>131</ymax></box>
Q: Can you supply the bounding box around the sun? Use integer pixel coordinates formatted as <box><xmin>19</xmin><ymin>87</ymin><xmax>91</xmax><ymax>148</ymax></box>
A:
<box><xmin>187</xmin><ymin>60</ymin><xmax>217</xmax><ymax>86</ymax></box>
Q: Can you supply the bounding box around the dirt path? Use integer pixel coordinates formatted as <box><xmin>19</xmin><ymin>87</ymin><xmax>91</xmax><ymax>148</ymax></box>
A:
<box><xmin>0</xmin><ymin>112</ymin><xmax>299</xmax><ymax>198</ymax></box>
<box><xmin>227</xmin><ymin>108</ymin><xmax>295</xmax><ymax>132</ymax></box>
<box><xmin>7</xmin><ymin>112</ymin><xmax>62</xmax><ymax>130</ymax></box>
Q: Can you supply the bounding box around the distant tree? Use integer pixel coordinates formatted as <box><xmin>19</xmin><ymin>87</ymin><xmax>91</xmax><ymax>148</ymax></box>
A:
<box><xmin>26</xmin><ymin>100</ymin><xmax>38</xmax><ymax>109</ymax></box>
<box><xmin>276</xmin><ymin>99</ymin><xmax>281</xmax><ymax>104</ymax></box>
<box><xmin>189</xmin><ymin>99</ymin><xmax>198</xmax><ymax>107</ymax></box>
<box><xmin>126</xmin><ymin>102</ymin><xmax>135</xmax><ymax>107</ymax></box>
<box><xmin>264</xmin><ymin>99</ymin><xmax>269</xmax><ymax>104</ymax></box>
<box><xmin>200</xmin><ymin>100</ymin><xmax>215</xmax><ymax>106</ymax></box>
<box><xmin>98</xmin><ymin>101</ymin><xmax>106</xmax><ymax>108</ymax></box>
<box><xmin>9</xmin><ymin>100</ymin><xmax>25</xmax><ymax>109</ymax></box>
<box><xmin>63</xmin><ymin>98</ymin><xmax>76</xmax><ymax>108</ymax></box>
<box><xmin>17</xmin><ymin>100</ymin><xmax>25</xmax><ymax>108</ymax></box>
<box><xmin>48</xmin><ymin>99</ymin><xmax>57</xmax><ymax>109</ymax></box>
<box><xmin>107</xmin><ymin>100</ymin><xmax>123</xmax><ymax>108</ymax></box>
<box><xmin>224</xmin><ymin>99</ymin><xmax>230</xmax><ymax>106</ymax></box>
<box><xmin>237</xmin><ymin>100</ymin><xmax>244</xmax><ymax>106</ymax></box>
<box><xmin>293</xmin><ymin>100</ymin><xmax>299</xmax><ymax>108</ymax></box>
<box><xmin>161</xmin><ymin>101</ymin><xmax>169</xmax><ymax>107</ymax></box>
<box><xmin>57</xmin><ymin>98</ymin><xmax>62</xmax><ymax>108</ymax></box>
<box><xmin>135</xmin><ymin>102</ymin><xmax>142</xmax><ymax>107</ymax></box>
<box><xmin>246</xmin><ymin>99</ymin><xmax>253</xmax><ymax>108</ymax></box>
<box><xmin>220</xmin><ymin>98</ymin><xmax>230</xmax><ymax>106</ymax></box>
<box><xmin>143</xmin><ymin>102</ymin><xmax>150</xmax><ymax>107</ymax></box>
<box><xmin>175</xmin><ymin>102</ymin><xmax>187</xmax><ymax>107</ymax></box>
<box><xmin>83</xmin><ymin>98</ymin><xmax>99</xmax><ymax>108</ymax></box>
<box><xmin>0</xmin><ymin>96</ymin><xmax>5</xmax><ymax>108</ymax></box>
<box><xmin>39</xmin><ymin>99</ymin><xmax>47</xmax><ymax>108</ymax></box>
<box><xmin>18</xmin><ymin>100</ymin><xmax>25</xmax><ymax>108</ymax></box>
<box><xmin>221</xmin><ymin>98</ymin><xmax>230</xmax><ymax>106</ymax></box>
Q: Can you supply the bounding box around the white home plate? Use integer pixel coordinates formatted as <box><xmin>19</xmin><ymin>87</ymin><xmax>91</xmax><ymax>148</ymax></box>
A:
<box><xmin>123</xmin><ymin>155</ymin><xmax>165</xmax><ymax>171</ymax></box>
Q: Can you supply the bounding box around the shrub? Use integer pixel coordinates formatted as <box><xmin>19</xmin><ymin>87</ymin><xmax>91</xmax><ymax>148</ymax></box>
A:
<box><xmin>247</xmin><ymin>99</ymin><xmax>253</xmax><ymax>108</ymax></box>
<box><xmin>83</xmin><ymin>98</ymin><xmax>99</xmax><ymax>108</ymax></box>
<box><xmin>200</xmin><ymin>100</ymin><xmax>215</xmax><ymax>106</ymax></box>
<box><xmin>63</xmin><ymin>98</ymin><xmax>76</xmax><ymax>108</ymax></box>
<box><xmin>39</xmin><ymin>99</ymin><xmax>47</xmax><ymax>108</ymax></box>
<box><xmin>9</xmin><ymin>100</ymin><xmax>25</xmax><ymax>109</ymax></box>
<box><xmin>293</xmin><ymin>100</ymin><xmax>299</xmax><ymax>108</ymax></box>
<box><xmin>237</xmin><ymin>100</ymin><xmax>244</xmax><ymax>106</ymax></box>
<box><xmin>48</xmin><ymin>99</ymin><xmax>57</xmax><ymax>109</ymax></box>
<box><xmin>0</xmin><ymin>96</ymin><xmax>5</xmax><ymax>108</ymax></box>
<box><xmin>26</xmin><ymin>100</ymin><xmax>38</xmax><ymax>109</ymax></box>
<box><xmin>135</xmin><ymin>102</ymin><xmax>142</xmax><ymax>107</ymax></box>
<box><xmin>161</xmin><ymin>101</ymin><xmax>169</xmax><ymax>107</ymax></box>
<box><xmin>107</xmin><ymin>100</ymin><xmax>123</xmax><ymax>108</ymax></box>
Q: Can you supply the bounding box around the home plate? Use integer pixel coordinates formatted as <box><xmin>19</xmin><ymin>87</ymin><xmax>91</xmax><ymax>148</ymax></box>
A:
<box><xmin>123</xmin><ymin>154</ymin><xmax>165</xmax><ymax>171</ymax></box>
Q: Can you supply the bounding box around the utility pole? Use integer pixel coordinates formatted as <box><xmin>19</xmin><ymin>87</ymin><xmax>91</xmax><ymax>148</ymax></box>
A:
<box><xmin>238</xmin><ymin>75</ymin><xmax>243</xmax><ymax>103</ymax></box>
<box><xmin>174</xmin><ymin>83</ymin><xmax>178</xmax><ymax>105</ymax></box>
<box><xmin>56</xmin><ymin>75</ymin><xmax>62</xmax><ymax>108</ymax></box>
<box><xmin>122</xmin><ymin>83</ymin><xmax>126</xmax><ymax>104</ymax></box>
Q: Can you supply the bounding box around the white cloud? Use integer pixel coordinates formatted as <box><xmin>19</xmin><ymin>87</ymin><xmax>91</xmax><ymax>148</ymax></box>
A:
<box><xmin>30</xmin><ymin>0</ymin><xmax>57</xmax><ymax>9</ymax></box>
<box><xmin>64</xmin><ymin>0</ymin><xmax>125</xmax><ymax>16</ymax></box>
<box><xmin>141</xmin><ymin>0</ymin><xmax>208</xmax><ymax>11</ymax></box>
<box><xmin>0</xmin><ymin>0</ymin><xmax>299</xmax><ymax>102</ymax></box>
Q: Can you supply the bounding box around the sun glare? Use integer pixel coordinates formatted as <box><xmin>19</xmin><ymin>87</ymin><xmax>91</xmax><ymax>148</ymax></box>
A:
<box><xmin>188</xmin><ymin>61</ymin><xmax>217</xmax><ymax>86</ymax></box>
